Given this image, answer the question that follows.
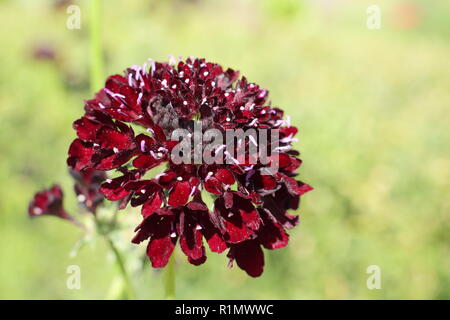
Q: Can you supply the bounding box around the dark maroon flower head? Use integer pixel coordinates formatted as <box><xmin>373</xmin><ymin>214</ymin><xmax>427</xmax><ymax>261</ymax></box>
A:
<box><xmin>70</xmin><ymin>168</ymin><xmax>106</xmax><ymax>213</ymax></box>
<box><xmin>67</xmin><ymin>57</ymin><xmax>312</xmax><ymax>277</ymax></box>
<box><xmin>28</xmin><ymin>185</ymin><xmax>81</xmax><ymax>226</ymax></box>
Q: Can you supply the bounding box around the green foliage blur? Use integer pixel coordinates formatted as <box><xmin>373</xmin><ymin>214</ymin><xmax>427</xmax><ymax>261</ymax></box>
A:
<box><xmin>0</xmin><ymin>0</ymin><xmax>449</xmax><ymax>299</ymax></box>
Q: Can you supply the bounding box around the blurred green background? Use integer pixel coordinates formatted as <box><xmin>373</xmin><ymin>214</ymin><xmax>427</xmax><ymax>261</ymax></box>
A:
<box><xmin>1</xmin><ymin>0</ymin><xmax>449</xmax><ymax>299</ymax></box>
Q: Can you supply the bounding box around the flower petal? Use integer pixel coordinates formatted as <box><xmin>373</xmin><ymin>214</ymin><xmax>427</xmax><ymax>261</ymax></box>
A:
<box><xmin>67</xmin><ymin>139</ymin><xmax>94</xmax><ymax>170</ymax></box>
<box><xmin>141</xmin><ymin>193</ymin><xmax>163</xmax><ymax>217</ymax></box>
<box><xmin>168</xmin><ymin>181</ymin><xmax>191</xmax><ymax>207</ymax></box>
<box><xmin>147</xmin><ymin>234</ymin><xmax>176</xmax><ymax>268</ymax></box>
<box><xmin>228</xmin><ymin>240</ymin><xmax>264</xmax><ymax>277</ymax></box>
<box><xmin>205</xmin><ymin>232</ymin><xmax>227</xmax><ymax>253</ymax></box>
<box><xmin>257</xmin><ymin>209</ymin><xmax>289</xmax><ymax>250</ymax></box>
<box><xmin>215</xmin><ymin>169</ymin><xmax>235</xmax><ymax>185</ymax></box>
<box><xmin>180</xmin><ymin>228</ymin><xmax>206</xmax><ymax>265</ymax></box>
<box><xmin>204</xmin><ymin>177</ymin><xmax>222</xmax><ymax>195</ymax></box>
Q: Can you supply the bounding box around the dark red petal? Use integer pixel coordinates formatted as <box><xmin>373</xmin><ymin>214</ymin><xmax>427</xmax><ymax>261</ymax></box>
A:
<box><xmin>141</xmin><ymin>193</ymin><xmax>163</xmax><ymax>217</ymax></box>
<box><xmin>188</xmin><ymin>255</ymin><xmax>207</xmax><ymax>266</ymax></box>
<box><xmin>118</xmin><ymin>193</ymin><xmax>132</xmax><ymax>210</ymax></box>
<box><xmin>29</xmin><ymin>194</ymin><xmax>49</xmax><ymax>215</ymax></box>
<box><xmin>285</xmin><ymin>157</ymin><xmax>302</xmax><ymax>172</ymax></box>
<box><xmin>222</xmin><ymin>218</ymin><xmax>254</xmax><ymax>244</ymax></box>
<box><xmin>204</xmin><ymin>177</ymin><xmax>222</xmax><ymax>195</ymax></box>
<box><xmin>105</xmin><ymin>74</ymin><xmax>127</xmax><ymax>91</ymax></box>
<box><xmin>168</xmin><ymin>181</ymin><xmax>191</xmax><ymax>207</ymax></box>
<box><xmin>132</xmin><ymin>217</ymin><xmax>154</xmax><ymax>244</ymax></box>
<box><xmin>215</xmin><ymin>169</ymin><xmax>235</xmax><ymax>185</ymax></box>
<box><xmin>96</xmin><ymin>127</ymin><xmax>133</xmax><ymax>150</ymax></box>
<box><xmin>164</xmin><ymin>140</ymin><xmax>179</xmax><ymax>151</ymax></box>
<box><xmin>99</xmin><ymin>183</ymin><xmax>129</xmax><ymax>201</ymax></box>
<box><xmin>257</xmin><ymin>210</ymin><xmax>289</xmax><ymax>250</ymax></box>
<box><xmin>280</xmin><ymin>126</ymin><xmax>298</xmax><ymax>137</ymax></box>
<box><xmin>132</xmin><ymin>210</ymin><xmax>172</xmax><ymax>244</ymax></box>
<box><xmin>297</xmin><ymin>182</ymin><xmax>313</xmax><ymax>195</ymax></box>
<box><xmin>158</xmin><ymin>171</ymin><xmax>177</xmax><ymax>188</ymax></box>
<box><xmin>240</xmin><ymin>206</ymin><xmax>261</xmax><ymax>231</ymax></box>
<box><xmin>278</xmin><ymin>153</ymin><xmax>292</xmax><ymax>168</ymax></box>
<box><xmin>186</xmin><ymin>200</ymin><xmax>208</xmax><ymax>212</ymax></box>
<box><xmin>262</xmin><ymin>194</ymin><xmax>299</xmax><ymax>229</ymax></box>
<box><xmin>180</xmin><ymin>228</ymin><xmax>205</xmax><ymax>264</ymax></box>
<box><xmin>229</xmin><ymin>241</ymin><xmax>264</xmax><ymax>277</ymax></box>
<box><xmin>150</xmin><ymin>123</ymin><xmax>168</xmax><ymax>142</ymax></box>
<box><xmin>92</xmin><ymin>149</ymin><xmax>134</xmax><ymax>170</ymax></box>
<box><xmin>73</xmin><ymin>117</ymin><xmax>100</xmax><ymax>141</ymax></box>
<box><xmin>67</xmin><ymin>139</ymin><xmax>94</xmax><ymax>170</ymax></box>
<box><xmin>147</xmin><ymin>235</ymin><xmax>176</xmax><ymax>268</ymax></box>
<box><xmin>235</xmin><ymin>194</ymin><xmax>261</xmax><ymax>231</ymax></box>
<box><xmin>282</xmin><ymin>175</ymin><xmax>304</xmax><ymax>196</ymax></box>
<box><xmin>260</xmin><ymin>175</ymin><xmax>277</xmax><ymax>190</ymax></box>
<box><xmin>133</xmin><ymin>154</ymin><xmax>159</xmax><ymax>169</ymax></box>
<box><xmin>205</xmin><ymin>232</ymin><xmax>227</xmax><ymax>253</ymax></box>
<box><xmin>214</xmin><ymin>194</ymin><xmax>259</xmax><ymax>243</ymax></box>
<box><xmin>135</xmin><ymin>134</ymin><xmax>157</xmax><ymax>153</ymax></box>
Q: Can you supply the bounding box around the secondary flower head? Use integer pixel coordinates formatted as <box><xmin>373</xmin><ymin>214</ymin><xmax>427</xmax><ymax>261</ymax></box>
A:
<box><xmin>70</xmin><ymin>168</ymin><xmax>106</xmax><ymax>213</ymax></box>
<box><xmin>28</xmin><ymin>185</ymin><xmax>82</xmax><ymax>227</ymax></box>
<box><xmin>67</xmin><ymin>57</ymin><xmax>312</xmax><ymax>277</ymax></box>
<box><xmin>29</xmin><ymin>184</ymin><xmax>65</xmax><ymax>217</ymax></box>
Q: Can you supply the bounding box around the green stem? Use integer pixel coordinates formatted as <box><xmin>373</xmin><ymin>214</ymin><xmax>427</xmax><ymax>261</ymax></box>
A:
<box><xmin>89</xmin><ymin>0</ymin><xmax>104</xmax><ymax>93</ymax></box>
<box><xmin>94</xmin><ymin>215</ymin><xmax>136</xmax><ymax>299</ymax></box>
<box><xmin>104</xmin><ymin>234</ymin><xmax>136</xmax><ymax>300</ymax></box>
<box><xmin>164</xmin><ymin>255</ymin><xmax>176</xmax><ymax>299</ymax></box>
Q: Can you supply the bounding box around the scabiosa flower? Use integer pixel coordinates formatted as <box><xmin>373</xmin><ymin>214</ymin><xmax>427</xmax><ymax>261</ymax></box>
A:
<box><xmin>70</xmin><ymin>168</ymin><xmax>106</xmax><ymax>213</ymax></box>
<box><xmin>28</xmin><ymin>184</ymin><xmax>82</xmax><ymax>227</ymax></box>
<box><xmin>67</xmin><ymin>57</ymin><xmax>312</xmax><ymax>277</ymax></box>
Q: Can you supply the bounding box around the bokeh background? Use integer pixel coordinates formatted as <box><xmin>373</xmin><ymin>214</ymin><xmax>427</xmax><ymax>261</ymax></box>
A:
<box><xmin>1</xmin><ymin>0</ymin><xmax>449</xmax><ymax>299</ymax></box>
